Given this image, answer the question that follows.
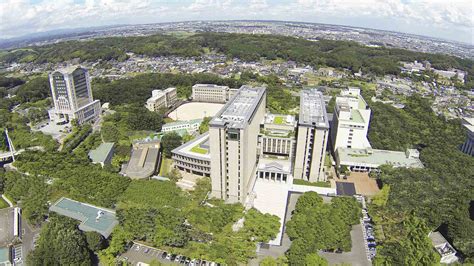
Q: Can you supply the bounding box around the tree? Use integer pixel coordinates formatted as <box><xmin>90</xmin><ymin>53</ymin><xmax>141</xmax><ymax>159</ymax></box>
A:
<box><xmin>260</xmin><ymin>257</ymin><xmax>277</xmax><ymax>266</ymax></box>
<box><xmin>304</xmin><ymin>253</ymin><xmax>328</xmax><ymax>266</ymax></box>
<box><xmin>199</xmin><ymin>117</ymin><xmax>212</xmax><ymax>134</ymax></box>
<box><xmin>28</xmin><ymin>215</ymin><xmax>92</xmax><ymax>266</ymax></box>
<box><xmin>166</xmin><ymin>168</ymin><xmax>182</xmax><ymax>183</ymax></box>
<box><xmin>101</xmin><ymin>123</ymin><xmax>120</xmax><ymax>143</ymax></box>
<box><xmin>161</xmin><ymin>132</ymin><xmax>182</xmax><ymax>158</ymax></box>
<box><xmin>85</xmin><ymin>231</ymin><xmax>107</xmax><ymax>252</ymax></box>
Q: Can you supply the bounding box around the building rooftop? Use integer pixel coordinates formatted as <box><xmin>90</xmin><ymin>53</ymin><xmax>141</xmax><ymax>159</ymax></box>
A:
<box><xmin>125</xmin><ymin>146</ymin><xmax>160</xmax><ymax>179</ymax></box>
<box><xmin>0</xmin><ymin>247</ymin><xmax>10</xmax><ymax>264</ymax></box>
<box><xmin>49</xmin><ymin>197</ymin><xmax>118</xmax><ymax>238</ymax></box>
<box><xmin>429</xmin><ymin>232</ymin><xmax>457</xmax><ymax>258</ymax></box>
<box><xmin>257</xmin><ymin>157</ymin><xmax>292</xmax><ymax>174</ymax></box>
<box><xmin>462</xmin><ymin>117</ymin><xmax>474</xmax><ymax>133</ymax></box>
<box><xmin>337</xmin><ymin>148</ymin><xmax>424</xmax><ymax>168</ymax></box>
<box><xmin>299</xmin><ymin>89</ymin><xmax>329</xmax><ymax>128</ymax></box>
<box><xmin>88</xmin><ymin>142</ymin><xmax>114</xmax><ymax>164</ymax></box>
<box><xmin>172</xmin><ymin>133</ymin><xmax>211</xmax><ymax>161</ymax></box>
<box><xmin>336</xmin><ymin>182</ymin><xmax>356</xmax><ymax>196</ymax></box>
<box><xmin>192</xmin><ymin>84</ymin><xmax>229</xmax><ymax>90</ymax></box>
<box><xmin>350</xmin><ymin>109</ymin><xmax>365</xmax><ymax>123</ymax></box>
<box><xmin>210</xmin><ymin>85</ymin><xmax>266</xmax><ymax>129</ymax></box>
<box><xmin>162</xmin><ymin>119</ymin><xmax>203</xmax><ymax>128</ymax></box>
<box><xmin>51</xmin><ymin>65</ymin><xmax>85</xmax><ymax>75</ymax></box>
<box><xmin>264</xmin><ymin>114</ymin><xmax>296</xmax><ymax>126</ymax></box>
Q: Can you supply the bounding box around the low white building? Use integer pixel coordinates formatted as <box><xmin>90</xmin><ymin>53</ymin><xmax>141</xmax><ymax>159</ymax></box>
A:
<box><xmin>429</xmin><ymin>231</ymin><xmax>459</xmax><ymax>264</ymax></box>
<box><xmin>146</xmin><ymin>87</ymin><xmax>177</xmax><ymax>112</ymax></box>
<box><xmin>335</xmin><ymin>147</ymin><xmax>423</xmax><ymax>172</ymax></box>
<box><xmin>161</xmin><ymin>119</ymin><xmax>202</xmax><ymax>134</ymax></box>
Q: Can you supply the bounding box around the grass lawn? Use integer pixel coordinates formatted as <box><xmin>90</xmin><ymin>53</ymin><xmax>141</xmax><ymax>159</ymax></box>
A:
<box><xmin>293</xmin><ymin>179</ymin><xmax>331</xmax><ymax>188</ymax></box>
<box><xmin>274</xmin><ymin>116</ymin><xmax>284</xmax><ymax>124</ymax></box>
<box><xmin>159</xmin><ymin>158</ymin><xmax>173</xmax><ymax>176</ymax></box>
<box><xmin>0</xmin><ymin>197</ymin><xmax>10</xmax><ymax>209</ymax></box>
<box><xmin>191</xmin><ymin>145</ymin><xmax>208</xmax><ymax>154</ymax></box>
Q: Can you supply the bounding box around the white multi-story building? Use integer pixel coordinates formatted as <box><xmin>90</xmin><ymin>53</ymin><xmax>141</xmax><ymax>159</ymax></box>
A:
<box><xmin>161</xmin><ymin>119</ymin><xmax>202</xmax><ymax>134</ymax></box>
<box><xmin>48</xmin><ymin>66</ymin><xmax>101</xmax><ymax>125</ymax></box>
<box><xmin>331</xmin><ymin>87</ymin><xmax>371</xmax><ymax>151</ymax></box>
<box><xmin>293</xmin><ymin>90</ymin><xmax>330</xmax><ymax>182</ymax></box>
<box><xmin>209</xmin><ymin>85</ymin><xmax>266</xmax><ymax>203</ymax></box>
<box><xmin>192</xmin><ymin>84</ymin><xmax>237</xmax><ymax>103</ymax></box>
<box><xmin>146</xmin><ymin>87</ymin><xmax>177</xmax><ymax>112</ymax></box>
<box><xmin>461</xmin><ymin>117</ymin><xmax>474</xmax><ymax>156</ymax></box>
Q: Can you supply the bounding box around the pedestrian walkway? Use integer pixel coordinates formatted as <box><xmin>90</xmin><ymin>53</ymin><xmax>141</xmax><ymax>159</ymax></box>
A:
<box><xmin>1</xmin><ymin>195</ymin><xmax>13</xmax><ymax>208</ymax></box>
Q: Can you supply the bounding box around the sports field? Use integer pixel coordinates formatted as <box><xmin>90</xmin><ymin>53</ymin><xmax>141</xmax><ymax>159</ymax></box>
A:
<box><xmin>168</xmin><ymin>102</ymin><xmax>224</xmax><ymax>120</ymax></box>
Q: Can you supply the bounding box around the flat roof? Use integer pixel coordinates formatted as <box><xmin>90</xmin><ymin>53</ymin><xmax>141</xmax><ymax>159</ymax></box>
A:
<box><xmin>125</xmin><ymin>147</ymin><xmax>160</xmax><ymax>179</ymax></box>
<box><xmin>336</xmin><ymin>182</ymin><xmax>356</xmax><ymax>196</ymax></box>
<box><xmin>337</xmin><ymin>148</ymin><xmax>424</xmax><ymax>168</ymax></box>
<box><xmin>162</xmin><ymin>119</ymin><xmax>202</xmax><ymax>128</ymax></box>
<box><xmin>264</xmin><ymin>114</ymin><xmax>296</xmax><ymax>126</ymax></box>
<box><xmin>49</xmin><ymin>197</ymin><xmax>118</xmax><ymax>238</ymax></box>
<box><xmin>0</xmin><ymin>207</ymin><xmax>14</xmax><ymax>247</ymax></box>
<box><xmin>299</xmin><ymin>89</ymin><xmax>329</xmax><ymax>128</ymax></box>
<box><xmin>88</xmin><ymin>142</ymin><xmax>114</xmax><ymax>163</ymax></box>
<box><xmin>0</xmin><ymin>247</ymin><xmax>9</xmax><ymax>264</ymax></box>
<box><xmin>172</xmin><ymin>133</ymin><xmax>211</xmax><ymax>161</ymax></box>
<box><xmin>350</xmin><ymin>109</ymin><xmax>365</xmax><ymax>123</ymax></box>
<box><xmin>210</xmin><ymin>85</ymin><xmax>266</xmax><ymax>129</ymax></box>
<box><xmin>192</xmin><ymin>84</ymin><xmax>229</xmax><ymax>90</ymax></box>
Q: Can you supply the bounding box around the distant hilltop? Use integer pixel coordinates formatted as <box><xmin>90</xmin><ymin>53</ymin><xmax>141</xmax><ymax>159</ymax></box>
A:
<box><xmin>0</xmin><ymin>20</ymin><xmax>472</xmax><ymax>60</ymax></box>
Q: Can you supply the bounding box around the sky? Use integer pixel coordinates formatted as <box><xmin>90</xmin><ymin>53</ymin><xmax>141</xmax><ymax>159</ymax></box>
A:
<box><xmin>0</xmin><ymin>0</ymin><xmax>473</xmax><ymax>44</ymax></box>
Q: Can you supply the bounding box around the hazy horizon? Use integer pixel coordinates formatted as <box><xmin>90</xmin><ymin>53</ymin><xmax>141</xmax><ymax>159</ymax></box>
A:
<box><xmin>1</xmin><ymin>0</ymin><xmax>473</xmax><ymax>44</ymax></box>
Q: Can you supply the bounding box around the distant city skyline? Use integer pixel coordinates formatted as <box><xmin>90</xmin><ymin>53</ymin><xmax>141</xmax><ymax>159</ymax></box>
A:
<box><xmin>0</xmin><ymin>0</ymin><xmax>473</xmax><ymax>44</ymax></box>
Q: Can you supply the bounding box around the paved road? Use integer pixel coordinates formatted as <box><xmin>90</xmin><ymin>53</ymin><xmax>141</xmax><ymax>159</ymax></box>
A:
<box><xmin>319</xmin><ymin>223</ymin><xmax>371</xmax><ymax>266</ymax></box>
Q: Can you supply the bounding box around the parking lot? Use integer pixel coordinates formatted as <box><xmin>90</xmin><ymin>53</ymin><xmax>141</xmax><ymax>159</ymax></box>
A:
<box><xmin>120</xmin><ymin>242</ymin><xmax>220</xmax><ymax>266</ymax></box>
<box><xmin>357</xmin><ymin>195</ymin><xmax>377</xmax><ymax>261</ymax></box>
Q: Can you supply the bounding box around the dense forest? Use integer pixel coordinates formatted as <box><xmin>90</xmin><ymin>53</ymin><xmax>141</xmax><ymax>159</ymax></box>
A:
<box><xmin>367</xmin><ymin>95</ymin><xmax>474</xmax><ymax>262</ymax></box>
<box><xmin>285</xmin><ymin>192</ymin><xmax>360</xmax><ymax>265</ymax></box>
<box><xmin>1</xmin><ymin>33</ymin><xmax>473</xmax><ymax>86</ymax></box>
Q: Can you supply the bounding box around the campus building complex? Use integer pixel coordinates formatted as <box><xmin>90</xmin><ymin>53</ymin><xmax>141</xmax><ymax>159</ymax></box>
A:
<box><xmin>209</xmin><ymin>86</ymin><xmax>266</xmax><ymax>203</ymax></box>
<box><xmin>331</xmin><ymin>87</ymin><xmax>371</xmax><ymax>151</ymax></box>
<box><xmin>331</xmin><ymin>88</ymin><xmax>423</xmax><ymax>172</ymax></box>
<box><xmin>192</xmin><ymin>84</ymin><xmax>237</xmax><ymax>103</ymax></box>
<box><xmin>460</xmin><ymin>117</ymin><xmax>474</xmax><ymax>156</ymax></box>
<box><xmin>146</xmin><ymin>87</ymin><xmax>177</xmax><ymax>112</ymax></box>
<box><xmin>257</xmin><ymin>114</ymin><xmax>297</xmax><ymax>184</ymax></box>
<box><xmin>48</xmin><ymin>66</ymin><xmax>101</xmax><ymax>125</ymax></box>
<box><xmin>294</xmin><ymin>90</ymin><xmax>329</xmax><ymax>182</ymax></box>
<box><xmin>172</xmin><ymin>133</ymin><xmax>211</xmax><ymax>177</ymax></box>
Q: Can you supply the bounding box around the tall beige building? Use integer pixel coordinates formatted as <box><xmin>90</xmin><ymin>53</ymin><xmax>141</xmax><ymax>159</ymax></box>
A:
<box><xmin>293</xmin><ymin>89</ymin><xmax>329</xmax><ymax>182</ymax></box>
<box><xmin>48</xmin><ymin>66</ymin><xmax>101</xmax><ymax>125</ymax></box>
<box><xmin>209</xmin><ymin>86</ymin><xmax>266</xmax><ymax>203</ymax></box>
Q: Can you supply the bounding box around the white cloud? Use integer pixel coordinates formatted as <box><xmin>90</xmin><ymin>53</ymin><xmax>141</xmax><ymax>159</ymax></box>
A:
<box><xmin>0</xmin><ymin>0</ymin><xmax>472</xmax><ymax>43</ymax></box>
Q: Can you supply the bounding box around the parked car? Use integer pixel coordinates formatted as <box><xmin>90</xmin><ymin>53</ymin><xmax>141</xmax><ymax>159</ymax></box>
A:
<box><xmin>144</xmin><ymin>248</ymin><xmax>150</xmax><ymax>254</ymax></box>
<box><xmin>161</xmin><ymin>252</ymin><xmax>168</xmax><ymax>259</ymax></box>
<box><xmin>134</xmin><ymin>245</ymin><xmax>140</xmax><ymax>251</ymax></box>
